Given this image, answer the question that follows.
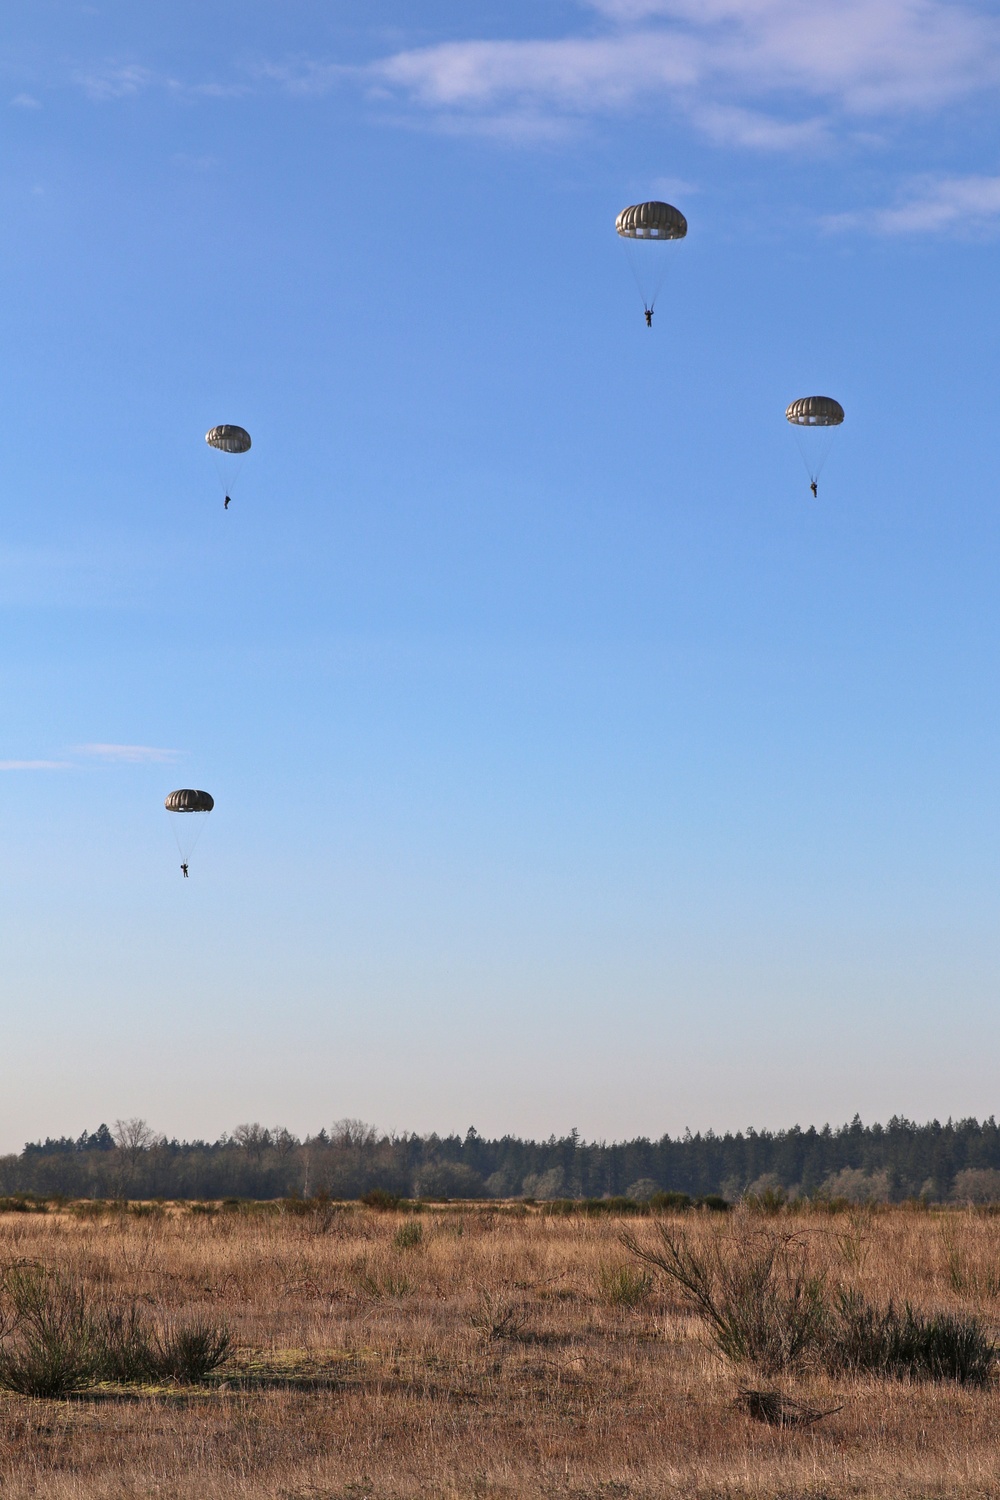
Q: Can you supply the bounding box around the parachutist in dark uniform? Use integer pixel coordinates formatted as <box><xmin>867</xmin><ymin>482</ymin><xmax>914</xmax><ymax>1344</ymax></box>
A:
<box><xmin>224</xmin><ymin>495</ymin><xmax>231</xmax><ymax>510</ymax></box>
<box><xmin>644</xmin><ymin>308</ymin><xmax>653</xmax><ymax>328</ymax></box>
<box><xmin>181</xmin><ymin>863</ymin><xmax>189</xmax><ymax>878</ymax></box>
<box><xmin>810</xmin><ymin>480</ymin><xmax>818</xmax><ymax>498</ymax></box>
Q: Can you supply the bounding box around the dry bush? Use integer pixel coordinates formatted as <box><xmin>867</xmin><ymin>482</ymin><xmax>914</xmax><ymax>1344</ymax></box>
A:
<box><xmin>828</xmin><ymin>1287</ymin><xmax>994</xmax><ymax>1385</ymax></box>
<box><xmin>0</xmin><ymin>1263</ymin><xmax>99</xmax><ymax>1396</ymax></box>
<box><xmin>154</xmin><ymin>1320</ymin><xmax>232</xmax><ymax>1382</ymax></box>
<box><xmin>622</xmin><ymin>1219</ymin><xmax>827</xmax><ymax>1373</ymax></box>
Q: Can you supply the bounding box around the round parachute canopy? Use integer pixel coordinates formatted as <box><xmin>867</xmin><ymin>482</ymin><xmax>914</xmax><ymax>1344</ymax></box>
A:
<box><xmin>205</xmin><ymin>425</ymin><xmax>251</xmax><ymax>455</ymax></box>
<box><xmin>616</xmin><ymin>202</ymin><xmax>687</xmax><ymax>240</ymax></box>
<box><xmin>165</xmin><ymin>789</ymin><xmax>215</xmax><ymax>813</ymax></box>
<box><xmin>785</xmin><ymin>397</ymin><xmax>844</xmax><ymax>428</ymax></box>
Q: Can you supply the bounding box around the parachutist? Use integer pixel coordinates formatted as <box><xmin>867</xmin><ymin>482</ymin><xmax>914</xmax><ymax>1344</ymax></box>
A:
<box><xmin>224</xmin><ymin>495</ymin><xmax>231</xmax><ymax>510</ymax></box>
<box><xmin>810</xmin><ymin>480</ymin><xmax>818</xmax><ymax>498</ymax></box>
<box><xmin>644</xmin><ymin>308</ymin><xmax>653</xmax><ymax>328</ymax></box>
<box><xmin>181</xmin><ymin>862</ymin><xmax>189</xmax><ymax>878</ymax></box>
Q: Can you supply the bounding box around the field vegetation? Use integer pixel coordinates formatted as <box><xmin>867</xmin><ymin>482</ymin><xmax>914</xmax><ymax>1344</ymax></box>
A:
<box><xmin>2</xmin><ymin>1200</ymin><xmax>1000</xmax><ymax>1496</ymax></box>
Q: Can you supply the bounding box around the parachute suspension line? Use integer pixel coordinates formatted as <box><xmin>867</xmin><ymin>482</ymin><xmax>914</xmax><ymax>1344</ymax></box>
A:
<box><xmin>212</xmin><ymin>449</ymin><xmax>246</xmax><ymax>501</ymax></box>
<box><xmin>793</xmin><ymin>430</ymin><xmax>818</xmax><ymax>485</ymax></box>
<box><xmin>811</xmin><ymin>429</ymin><xmax>837</xmax><ymax>481</ymax></box>
<box><xmin>793</xmin><ymin>429</ymin><xmax>836</xmax><ymax>486</ymax></box>
<box><xmin>168</xmin><ymin>813</ymin><xmax>209</xmax><ymax>866</ymax></box>
<box><xmin>622</xmin><ymin>239</ymin><xmax>649</xmax><ymax>314</ymax></box>
<box><xmin>621</xmin><ymin>238</ymin><xmax>670</xmax><ymax>317</ymax></box>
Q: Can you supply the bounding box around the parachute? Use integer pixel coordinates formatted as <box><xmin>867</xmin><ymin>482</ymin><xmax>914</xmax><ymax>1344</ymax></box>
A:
<box><xmin>785</xmin><ymin>397</ymin><xmax>844</xmax><ymax>428</ymax></box>
<box><xmin>165</xmin><ymin>789</ymin><xmax>215</xmax><ymax>813</ymax></box>
<box><xmin>205</xmin><ymin>425</ymin><xmax>251</xmax><ymax>508</ymax></box>
<box><xmin>615</xmin><ymin>202</ymin><xmax>687</xmax><ymax>324</ymax></box>
<box><xmin>615</xmin><ymin>202</ymin><xmax>688</xmax><ymax>240</ymax></box>
<box><xmin>205</xmin><ymin>426</ymin><xmax>251</xmax><ymax>454</ymax></box>
<box><xmin>785</xmin><ymin>397</ymin><xmax>844</xmax><ymax>496</ymax></box>
<box><xmin>165</xmin><ymin>789</ymin><xmax>214</xmax><ymax>870</ymax></box>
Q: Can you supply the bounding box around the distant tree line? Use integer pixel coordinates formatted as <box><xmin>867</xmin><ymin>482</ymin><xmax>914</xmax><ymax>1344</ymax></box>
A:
<box><xmin>4</xmin><ymin>1115</ymin><xmax>1000</xmax><ymax>1204</ymax></box>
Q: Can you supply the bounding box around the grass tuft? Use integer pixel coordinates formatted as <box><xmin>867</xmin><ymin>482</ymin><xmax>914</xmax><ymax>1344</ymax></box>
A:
<box><xmin>595</xmin><ymin>1262</ymin><xmax>652</xmax><ymax>1308</ymax></box>
<box><xmin>470</xmin><ymin>1287</ymin><xmax>528</xmax><ymax>1341</ymax></box>
<box><xmin>393</xmin><ymin>1220</ymin><xmax>423</xmax><ymax>1250</ymax></box>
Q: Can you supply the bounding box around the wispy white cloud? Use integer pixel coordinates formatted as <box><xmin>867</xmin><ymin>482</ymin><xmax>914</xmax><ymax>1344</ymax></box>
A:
<box><xmin>0</xmin><ymin>745</ymin><xmax>178</xmax><ymax>770</ymax></box>
<box><xmin>10</xmin><ymin>92</ymin><xmax>41</xmax><ymax>110</ymax></box>
<box><xmin>827</xmin><ymin>173</ymin><xmax>1000</xmax><ymax>233</ymax></box>
<box><xmin>76</xmin><ymin>744</ymin><xmax>178</xmax><ymax>764</ymax></box>
<box><xmin>356</xmin><ymin>0</ymin><xmax>1000</xmax><ymax>148</ymax></box>
<box><xmin>249</xmin><ymin>59</ymin><xmax>345</xmax><ymax>97</ymax></box>
<box><xmin>0</xmin><ymin>760</ymin><xmax>71</xmax><ymax>771</ymax></box>
<box><xmin>691</xmin><ymin>103</ymin><xmax>831</xmax><ymax>151</ymax></box>
<box><xmin>583</xmin><ymin>0</ymin><xmax>1000</xmax><ymax>108</ymax></box>
<box><xmin>75</xmin><ymin>63</ymin><xmax>158</xmax><ymax>102</ymax></box>
<box><xmin>74</xmin><ymin>64</ymin><xmax>246</xmax><ymax>105</ymax></box>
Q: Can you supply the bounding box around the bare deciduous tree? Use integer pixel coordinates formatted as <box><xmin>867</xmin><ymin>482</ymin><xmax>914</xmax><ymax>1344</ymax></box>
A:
<box><xmin>111</xmin><ymin>1119</ymin><xmax>159</xmax><ymax>1199</ymax></box>
<box><xmin>331</xmin><ymin>1120</ymin><xmax>378</xmax><ymax>1151</ymax></box>
<box><xmin>231</xmin><ymin>1124</ymin><xmax>271</xmax><ymax>1167</ymax></box>
<box><xmin>271</xmin><ymin>1128</ymin><xmax>299</xmax><ymax>1158</ymax></box>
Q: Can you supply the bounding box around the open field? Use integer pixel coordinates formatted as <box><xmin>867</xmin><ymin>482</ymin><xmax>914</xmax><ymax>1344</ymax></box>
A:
<box><xmin>2</xmin><ymin>1201</ymin><xmax>1000</xmax><ymax>1498</ymax></box>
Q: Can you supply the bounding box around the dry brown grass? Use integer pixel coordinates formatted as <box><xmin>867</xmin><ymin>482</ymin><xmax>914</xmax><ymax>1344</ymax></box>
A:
<box><xmin>1</xmin><ymin>1201</ymin><xmax>999</xmax><ymax>1498</ymax></box>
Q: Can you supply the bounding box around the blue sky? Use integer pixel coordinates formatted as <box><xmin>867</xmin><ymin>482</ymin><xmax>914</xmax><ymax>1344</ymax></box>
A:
<box><xmin>2</xmin><ymin>0</ymin><xmax>1000</xmax><ymax>1152</ymax></box>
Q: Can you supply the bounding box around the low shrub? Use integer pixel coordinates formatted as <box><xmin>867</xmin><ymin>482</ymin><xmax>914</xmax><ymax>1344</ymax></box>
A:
<box><xmin>362</xmin><ymin>1189</ymin><xmax>401</xmax><ymax>1211</ymax></box>
<box><xmin>0</xmin><ymin>1197</ymin><xmax>47</xmax><ymax>1215</ymax></box>
<box><xmin>744</xmin><ymin>1188</ymin><xmax>788</xmax><ymax>1216</ymax></box>
<box><xmin>280</xmin><ymin>1196</ymin><xmax>315</xmax><ymax>1217</ymax></box>
<box><xmin>155</xmin><ymin>1321</ymin><xmax>232</xmax><ymax>1383</ymax></box>
<box><xmin>622</xmin><ymin>1224</ymin><xmax>826</xmax><ymax>1374</ymax></box>
<box><xmin>0</xmin><ymin>1264</ymin><xmax>232</xmax><ymax>1394</ymax></box>
<box><xmin>544</xmin><ymin>1197</ymin><xmax>650</xmax><ymax>1217</ymax></box>
<box><xmin>828</xmin><ymin>1289</ymin><xmax>994</xmax><ymax>1386</ymax></box>
<box><xmin>97</xmin><ymin>1300</ymin><xmax>158</xmax><ymax>1383</ymax></box>
<box><xmin>69</xmin><ymin>1201</ymin><xmax>112</xmax><ymax>1220</ymax></box>
<box><xmin>0</xmin><ymin>1264</ymin><xmax>100</xmax><ymax>1397</ymax></box>
<box><xmin>650</xmin><ymin>1191</ymin><xmax>693</xmax><ymax>1212</ymax></box>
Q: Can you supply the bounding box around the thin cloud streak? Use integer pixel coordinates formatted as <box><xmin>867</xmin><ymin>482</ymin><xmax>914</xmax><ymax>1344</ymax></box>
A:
<box><xmin>691</xmin><ymin>103</ymin><xmax>831</xmax><ymax>150</ymax></box>
<box><xmin>76</xmin><ymin>744</ymin><xmax>178</xmax><ymax>764</ymax></box>
<box><xmin>75</xmin><ymin>63</ymin><xmax>158</xmax><ymax>101</ymax></box>
<box><xmin>74</xmin><ymin>63</ymin><xmax>247</xmax><ymax>104</ymax></box>
<box><xmin>827</xmin><ymin>173</ymin><xmax>1000</xmax><ymax>233</ymax></box>
<box><xmin>0</xmin><ymin>761</ymin><xmax>72</xmax><ymax>772</ymax></box>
